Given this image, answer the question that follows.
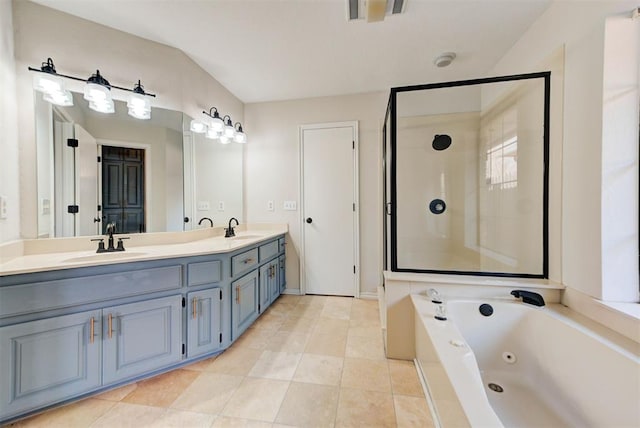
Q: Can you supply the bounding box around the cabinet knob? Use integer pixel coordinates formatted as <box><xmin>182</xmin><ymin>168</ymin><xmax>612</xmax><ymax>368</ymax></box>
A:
<box><xmin>305</xmin><ymin>217</ymin><xmax>313</xmax><ymax>224</ymax></box>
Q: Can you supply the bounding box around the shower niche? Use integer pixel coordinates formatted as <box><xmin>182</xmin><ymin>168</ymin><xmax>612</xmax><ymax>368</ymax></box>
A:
<box><xmin>383</xmin><ymin>72</ymin><xmax>550</xmax><ymax>277</ymax></box>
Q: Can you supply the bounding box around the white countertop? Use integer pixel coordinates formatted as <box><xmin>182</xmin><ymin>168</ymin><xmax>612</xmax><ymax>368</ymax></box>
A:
<box><xmin>0</xmin><ymin>224</ymin><xmax>287</xmax><ymax>276</ymax></box>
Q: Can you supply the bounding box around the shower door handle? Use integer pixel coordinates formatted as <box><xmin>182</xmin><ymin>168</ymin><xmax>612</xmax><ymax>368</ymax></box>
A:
<box><xmin>385</xmin><ymin>203</ymin><xmax>391</xmax><ymax>215</ymax></box>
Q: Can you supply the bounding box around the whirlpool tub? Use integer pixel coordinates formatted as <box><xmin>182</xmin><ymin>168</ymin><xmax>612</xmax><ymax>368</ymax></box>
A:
<box><xmin>412</xmin><ymin>294</ymin><xmax>640</xmax><ymax>427</ymax></box>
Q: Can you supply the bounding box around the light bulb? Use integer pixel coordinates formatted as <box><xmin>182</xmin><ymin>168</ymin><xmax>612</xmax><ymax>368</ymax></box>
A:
<box><xmin>89</xmin><ymin>99</ymin><xmax>115</xmax><ymax>114</ymax></box>
<box><xmin>224</xmin><ymin>124</ymin><xmax>235</xmax><ymax>138</ymax></box>
<box><xmin>33</xmin><ymin>73</ymin><xmax>63</xmax><ymax>94</ymax></box>
<box><xmin>205</xmin><ymin>127</ymin><xmax>221</xmax><ymax>140</ymax></box>
<box><xmin>190</xmin><ymin>120</ymin><xmax>207</xmax><ymax>134</ymax></box>
<box><xmin>84</xmin><ymin>82</ymin><xmax>111</xmax><ymax>103</ymax></box>
<box><xmin>43</xmin><ymin>89</ymin><xmax>73</xmax><ymax>107</ymax></box>
<box><xmin>234</xmin><ymin>130</ymin><xmax>247</xmax><ymax>144</ymax></box>
<box><xmin>210</xmin><ymin>116</ymin><xmax>224</xmax><ymax>132</ymax></box>
<box><xmin>218</xmin><ymin>135</ymin><xmax>231</xmax><ymax>145</ymax></box>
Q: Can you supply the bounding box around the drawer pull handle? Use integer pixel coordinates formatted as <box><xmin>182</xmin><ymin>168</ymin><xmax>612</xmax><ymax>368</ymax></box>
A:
<box><xmin>108</xmin><ymin>313</ymin><xmax>113</xmax><ymax>339</ymax></box>
<box><xmin>192</xmin><ymin>297</ymin><xmax>197</xmax><ymax>319</ymax></box>
<box><xmin>90</xmin><ymin>317</ymin><xmax>95</xmax><ymax>344</ymax></box>
<box><xmin>236</xmin><ymin>286</ymin><xmax>240</xmax><ymax>304</ymax></box>
<box><xmin>243</xmin><ymin>258</ymin><xmax>254</xmax><ymax>265</ymax></box>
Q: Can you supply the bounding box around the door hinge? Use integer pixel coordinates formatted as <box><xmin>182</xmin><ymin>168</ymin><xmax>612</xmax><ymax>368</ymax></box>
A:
<box><xmin>353</xmin><ymin>265</ymin><xmax>356</xmax><ymax>274</ymax></box>
<box><xmin>258</xmin><ymin>304</ymin><xmax>261</xmax><ymax>312</ymax></box>
<box><xmin>182</xmin><ymin>297</ymin><xmax>186</xmax><ymax>308</ymax></box>
<box><xmin>97</xmin><ymin>204</ymin><xmax>102</xmax><ymax>212</ymax></box>
<box><xmin>352</xmin><ymin>140</ymin><xmax>355</xmax><ymax>149</ymax></box>
<box><xmin>67</xmin><ymin>205</ymin><xmax>79</xmax><ymax>214</ymax></box>
<box><xmin>219</xmin><ymin>333</ymin><xmax>223</xmax><ymax>343</ymax></box>
<box><xmin>353</xmin><ymin>203</ymin><xmax>356</xmax><ymax>212</ymax></box>
<box><xmin>97</xmin><ymin>155</ymin><xmax>101</xmax><ymax>162</ymax></box>
<box><xmin>67</xmin><ymin>138</ymin><xmax>78</xmax><ymax>148</ymax></box>
<box><xmin>219</xmin><ymin>289</ymin><xmax>223</xmax><ymax>300</ymax></box>
<box><xmin>182</xmin><ymin>343</ymin><xmax>186</xmax><ymax>355</ymax></box>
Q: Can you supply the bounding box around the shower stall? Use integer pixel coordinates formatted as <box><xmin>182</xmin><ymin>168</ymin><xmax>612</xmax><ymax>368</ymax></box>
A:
<box><xmin>383</xmin><ymin>72</ymin><xmax>550</xmax><ymax>278</ymax></box>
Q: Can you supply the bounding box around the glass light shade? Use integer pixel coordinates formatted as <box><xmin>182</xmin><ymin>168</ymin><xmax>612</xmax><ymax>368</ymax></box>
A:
<box><xmin>218</xmin><ymin>135</ymin><xmax>231</xmax><ymax>145</ymax></box>
<box><xmin>128</xmin><ymin>107</ymin><xmax>151</xmax><ymax>120</ymax></box>
<box><xmin>190</xmin><ymin>120</ymin><xmax>207</xmax><ymax>133</ymax></box>
<box><xmin>210</xmin><ymin>116</ymin><xmax>224</xmax><ymax>132</ymax></box>
<box><xmin>84</xmin><ymin>82</ymin><xmax>112</xmax><ymax>103</ymax></box>
<box><xmin>127</xmin><ymin>93</ymin><xmax>151</xmax><ymax>120</ymax></box>
<box><xmin>89</xmin><ymin>99</ymin><xmax>115</xmax><ymax>114</ymax></box>
<box><xmin>224</xmin><ymin>123</ymin><xmax>235</xmax><ymax>138</ymax></box>
<box><xmin>33</xmin><ymin>73</ymin><xmax>64</xmax><ymax>94</ymax></box>
<box><xmin>234</xmin><ymin>130</ymin><xmax>247</xmax><ymax>144</ymax></box>
<box><xmin>43</xmin><ymin>89</ymin><xmax>73</xmax><ymax>107</ymax></box>
<box><xmin>205</xmin><ymin>127</ymin><xmax>221</xmax><ymax>139</ymax></box>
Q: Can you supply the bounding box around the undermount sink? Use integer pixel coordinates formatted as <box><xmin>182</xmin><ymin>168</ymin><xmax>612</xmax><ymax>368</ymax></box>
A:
<box><xmin>230</xmin><ymin>235</ymin><xmax>262</xmax><ymax>241</ymax></box>
<box><xmin>63</xmin><ymin>252</ymin><xmax>147</xmax><ymax>264</ymax></box>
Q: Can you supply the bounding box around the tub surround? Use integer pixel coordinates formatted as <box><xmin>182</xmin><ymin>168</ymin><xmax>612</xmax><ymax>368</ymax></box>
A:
<box><xmin>0</xmin><ymin>223</ymin><xmax>287</xmax><ymax>276</ymax></box>
<box><xmin>382</xmin><ymin>271</ymin><xmax>564</xmax><ymax>360</ymax></box>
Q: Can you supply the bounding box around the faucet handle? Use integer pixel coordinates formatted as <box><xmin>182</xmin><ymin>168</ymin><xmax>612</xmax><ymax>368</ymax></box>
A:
<box><xmin>91</xmin><ymin>238</ymin><xmax>106</xmax><ymax>253</ymax></box>
<box><xmin>116</xmin><ymin>237</ymin><xmax>130</xmax><ymax>251</ymax></box>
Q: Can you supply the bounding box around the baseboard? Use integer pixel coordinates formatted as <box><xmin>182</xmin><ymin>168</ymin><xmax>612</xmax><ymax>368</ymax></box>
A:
<box><xmin>358</xmin><ymin>291</ymin><xmax>379</xmax><ymax>300</ymax></box>
<box><xmin>282</xmin><ymin>288</ymin><xmax>301</xmax><ymax>295</ymax></box>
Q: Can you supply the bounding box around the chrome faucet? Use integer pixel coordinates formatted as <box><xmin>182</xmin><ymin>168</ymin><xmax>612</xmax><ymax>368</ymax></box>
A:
<box><xmin>225</xmin><ymin>217</ymin><xmax>239</xmax><ymax>238</ymax></box>
<box><xmin>198</xmin><ymin>217</ymin><xmax>214</xmax><ymax>227</ymax></box>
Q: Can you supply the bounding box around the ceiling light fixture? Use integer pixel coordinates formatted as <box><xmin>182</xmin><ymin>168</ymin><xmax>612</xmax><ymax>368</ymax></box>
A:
<box><xmin>434</xmin><ymin>52</ymin><xmax>456</xmax><ymax>68</ymax></box>
<box><xmin>28</xmin><ymin>57</ymin><xmax>156</xmax><ymax>118</ymax></box>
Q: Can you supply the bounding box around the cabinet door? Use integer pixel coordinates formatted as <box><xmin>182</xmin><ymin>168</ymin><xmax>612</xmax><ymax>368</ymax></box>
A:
<box><xmin>279</xmin><ymin>255</ymin><xmax>286</xmax><ymax>293</ymax></box>
<box><xmin>232</xmin><ymin>271</ymin><xmax>259</xmax><ymax>340</ymax></box>
<box><xmin>187</xmin><ymin>288</ymin><xmax>223</xmax><ymax>358</ymax></box>
<box><xmin>0</xmin><ymin>310</ymin><xmax>101</xmax><ymax>420</ymax></box>
<box><xmin>103</xmin><ymin>295</ymin><xmax>181</xmax><ymax>384</ymax></box>
<box><xmin>269</xmin><ymin>260</ymin><xmax>280</xmax><ymax>305</ymax></box>
<box><xmin>258</xmin><ymin>263</ymin><xmax>272</xmax><ymax>313</ymax></box>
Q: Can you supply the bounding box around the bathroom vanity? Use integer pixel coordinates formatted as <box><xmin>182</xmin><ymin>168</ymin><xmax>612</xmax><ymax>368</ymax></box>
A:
<box><xmin>0</xmin><ymin>226</ymin><xmax>286</xmax><ymax>423</ymax></box>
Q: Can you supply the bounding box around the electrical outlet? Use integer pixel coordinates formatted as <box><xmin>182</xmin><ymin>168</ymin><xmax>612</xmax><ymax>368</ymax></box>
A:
<box><xmin>197</xmin><ymin>201</ymin><xmax>210</xmax><ymax>211</ymax></box>
<box><xmin>218</xmin><ymin>201</ymin><xmax>225</xmax><ymax>211</ymax></box>
<box><xmin>267</xmin><ymin>200</ymin><xmax>274</xmax><ymax>211</ymax></box>
<box><xmin>283</xmin><ymin>201</ymin><xmax>297</xmax><ymax>211</ymax></box>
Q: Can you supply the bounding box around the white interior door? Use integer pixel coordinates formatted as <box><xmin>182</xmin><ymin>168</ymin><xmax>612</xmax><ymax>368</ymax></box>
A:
<box><xmin>301</xmin><ymin>122</ymin><xmax>358</xmax><ymax>296</ymax></box>
<box><xmin>75</xmin><ymin>124</ymin><xmax>99</xmax><ymax>236</ymax></box>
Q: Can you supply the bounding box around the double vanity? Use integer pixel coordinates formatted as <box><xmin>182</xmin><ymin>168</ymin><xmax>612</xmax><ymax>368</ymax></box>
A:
<box><xmin>0</xmin><ymin>224</ymin><xmax>287</xmax><ymax>423</ymax></box>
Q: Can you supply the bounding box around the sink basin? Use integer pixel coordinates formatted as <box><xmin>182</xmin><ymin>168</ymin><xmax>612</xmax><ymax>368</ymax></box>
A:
<box><xmin>63</xmin><ymin>252</ymin><xmax>147</xmax><ymax>264</ymax></box>
<box><xmin>230</xmin><ymin>235</ymin><xmax>263</xmax><ymax>241</ymax></box>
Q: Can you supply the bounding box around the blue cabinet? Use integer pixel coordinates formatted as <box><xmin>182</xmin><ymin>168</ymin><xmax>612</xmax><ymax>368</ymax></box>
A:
<box><xmin>231</xmin><ymin>271</ymin><xmax>259</xmax><ymax>339</ymax></box>
<box><xmin>102</xmin><ymin>295</ymin><xmax>182</xmax><ymax>384</ymax></box>
<box><xmin>279</xmin><ymin>254</ymin><xmax>286</xmax><ymax>293</ymax></box>
<box><xmin>187</xmin><ymin>288</ymin><xmax>224</xmax><ymax>358</ymax></box>
<box><xmin>0</xmin><ymin>310</ymin><xmax>102</xmax><ymax>419</ymax></box>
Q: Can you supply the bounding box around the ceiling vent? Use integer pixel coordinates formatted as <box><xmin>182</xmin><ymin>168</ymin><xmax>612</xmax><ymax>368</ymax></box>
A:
<box><xmin>348</xmin><ymin>0</ymin><xmax>407</xmax><ymax>23</ymax></box>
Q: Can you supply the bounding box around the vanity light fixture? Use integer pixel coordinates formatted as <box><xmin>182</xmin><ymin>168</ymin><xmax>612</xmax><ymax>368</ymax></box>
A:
<box><xmin>32</xmin><ymin>58</ymin><xmax>74</xmax><ymax>107</ymax></box>
<box><xmin>223</xmin><ymin>115</ymin><xmax>235</xmax><ymax>138</ymax></box>
<box><xmin>218</xmin><ymin>135</ymin><xmax>232</xmax><ymax>145</ymax></box>
<box><xmin>234</xmin><ymin>122</ymin><xmax>247</xmax><ymax>144</ymax></box>
<box><xmin>84</xmin><ymin>70</ymin><xmax>114</xmax><ymax>113</ymax></box>
<box><xmin>127</xmin><ymin>80</ymin><xmax>151</xmax><ymax>120</ymax></box>
<box><xmin>28</xmin><ymin>57</ymin><xmax>156</xmax><ymax>118</ymax></box>
<box><xmin>190</xmin><ymin>119</ymin><xmax>207</xmax><ymax>133</ymax></box>
<box><xmin>203</xmin><ymin>107</ymin><xmax>224</xmax><ymax>133</ymax></box>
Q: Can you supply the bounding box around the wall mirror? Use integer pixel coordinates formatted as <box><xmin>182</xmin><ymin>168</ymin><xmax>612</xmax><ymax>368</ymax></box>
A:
<box><xmin>384</xmin><ymin>72</ymin><xmax>550</xmax><ymax>278</ymax></box>
<box><xmin>34</xmin><ymin>92</ymin><xmax>243</xmax><ymax>238</ymax></box>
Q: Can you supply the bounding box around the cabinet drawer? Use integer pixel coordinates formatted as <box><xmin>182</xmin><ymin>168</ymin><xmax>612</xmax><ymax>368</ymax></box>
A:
<box><xmin>231</xmin><ymin>248</ymin><xmax>258</xmax><ymax>277</ymax></box>
<box><xmin>0</xmin><ymin>265</ymin><xmax>182</xmax><ymax>318</ymax></box>
<box><xmin>188</xmin><ymin>260</ymin><xmax>222</xmax><ymax>286</ymax></box>
<box><xmin>259</xmin><ymin>240</ymin><xmax>279</xmax><ymax>262</ymax></box>
<box><xmin>278</xmin><ymin>238</ymin><xmax>285</xmax><ymax>253</ymax></box>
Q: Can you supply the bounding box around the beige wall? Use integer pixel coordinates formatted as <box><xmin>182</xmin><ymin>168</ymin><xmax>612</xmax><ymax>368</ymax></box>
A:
<box><xmin>0</xmin><ymin>1</ymin><xmax>20</xmax><ymax>243</ymax></box>
<box><xmin>244</xmin><ymin>92</ymin><xmax>387</xmax><ymax>295</ymax></box>
<box><xmin>490</xmin><ymin>1</ymin><xmax>639</xmax><ymax>303</ymax></box>
<box><xmin>11</xmin><ymin>0</ymin><xmax>244</xmax><ymax>240</ymax></box>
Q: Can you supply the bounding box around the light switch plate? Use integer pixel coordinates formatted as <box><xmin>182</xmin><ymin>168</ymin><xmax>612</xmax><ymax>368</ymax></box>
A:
<box><xmin>283</xmin><ymin>201</ymin><xmax>297</xmax><ymax>211</ymax></box>
<box><xmin>218</xmin><ymin>201</ymin><xmax>225</xmax><ymax>211</ymax></box>
<box><xmin>197</xmin><ymin>201</ymin><xmax>210</xmax><ymax>211</ymax></box>
<box><xmin>0</xmin><ymin>195</ymin><xmax>6</xmax><ymax>219</ymax></box>
<box><xmin>267</xmin><ymin>200</ymin><xmax>274</xmax><ymax>211</ymax></box>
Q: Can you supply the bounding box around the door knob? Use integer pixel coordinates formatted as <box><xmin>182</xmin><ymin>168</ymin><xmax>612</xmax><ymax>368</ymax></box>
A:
<box><xmin>306</xmin><ymin>218</ymin><xmax>313</xmax><ymax>224</ymax></box>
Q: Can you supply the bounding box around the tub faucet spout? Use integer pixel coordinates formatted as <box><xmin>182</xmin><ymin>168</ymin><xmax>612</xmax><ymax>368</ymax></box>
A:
<box><xmin>511</xmin><ymin>290</ymin><xmax>545</xmax><ymax>307</ymax></box>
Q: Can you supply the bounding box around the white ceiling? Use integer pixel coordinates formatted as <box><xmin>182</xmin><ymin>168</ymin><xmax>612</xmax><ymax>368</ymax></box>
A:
<box><xmin>31</xmin><ymin>0</ymin><xmax>551</xmax><ymax>104</ymax></box>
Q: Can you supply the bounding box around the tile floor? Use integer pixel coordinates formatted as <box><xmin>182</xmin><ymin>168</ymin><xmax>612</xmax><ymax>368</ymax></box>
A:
<box><xmin>7</xmin><ymin>295</ymin><xmax>434</xmax><ymax>428</ymax></box>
